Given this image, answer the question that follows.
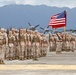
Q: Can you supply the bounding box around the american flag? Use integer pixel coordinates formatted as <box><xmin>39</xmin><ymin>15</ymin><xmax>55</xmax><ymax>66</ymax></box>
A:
<box><xmin>49</xmin><ymin>11</ymin><xmax>66</xmax><ymax>29</ymax></box>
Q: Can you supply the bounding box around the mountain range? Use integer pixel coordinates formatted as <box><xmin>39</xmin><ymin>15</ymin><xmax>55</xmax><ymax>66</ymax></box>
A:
<box><xmin>0</xmin><ymin>4</ymin><xmax>76</xmax><ymax>31</ymax></box>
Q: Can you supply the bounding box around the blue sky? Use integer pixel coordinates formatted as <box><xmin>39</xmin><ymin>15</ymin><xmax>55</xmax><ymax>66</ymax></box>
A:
<box><xmin>0</xmin><ymin>0</ymin><xmax>76</xmax><ymax>8</ymax></box>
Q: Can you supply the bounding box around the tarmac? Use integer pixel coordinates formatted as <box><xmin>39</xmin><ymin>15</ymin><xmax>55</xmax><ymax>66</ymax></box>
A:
<box><xmin>0</xmin><ymin>50</ymin><xmax>76</xmax><ymax>75</ymax></box>
<box><xmin>4</xmin><ymin>50</ymin><xmax>76</xmax><ymax>65</ymax></box>
<box><xmin>0</xmin><ymin>70</ymin><xmax>76</xmax><ymax>75</ymax></box>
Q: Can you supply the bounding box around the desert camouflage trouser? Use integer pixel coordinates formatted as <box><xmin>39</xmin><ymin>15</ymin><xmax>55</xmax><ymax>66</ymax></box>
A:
<box><xmin>32</xmin><ymin>43</ymin><xmax>40</xmax><ymax>60</ymax></box>
<box><xmin>19</xmin><ymin>45</ymin><xmax>25</xmax><ymax>60</ymax></box>
<box><xmin>44</xmin><ymin>46</ymin><xmax>47</xmax><ymax>56</ymax></box>
<box><xmin>56</xmin><ymin>42</ymin><xmax>62</xmax><ymax>54</ymax></box>
<box><xmin>41</xmin><ymin>44</ymin><xmax>47</xmax><ymax>57</ymax></box>
<box><xmin>42</xmin><ymin>46</ymin><xmax>46</xmax><ymax>56</ymax></box>
<box><xmin>49</xmin><ymin>42</ymin><xmax>56</xmax><ymax>52</ymax></box>
<box><xmin>26</xmin><ymin>45</ymin><xmax>32</xmax><ymax>59</ymax></box>
<box><xmin>7</xmin><ymin>45</ymin><xmax>15</xmax><ymax>60</ymax></box>
<box><xmin>39</xmin><ymin>47</ymin><xmax>42</xmax><ymax>57</ymax></box>
<box><xmin>24</xmin><ymin>46</ymin><xmax>27</xmax><ymax>59</ymax></box>
<box><xmin>70</xmin><ymin>41</ymin><xmax>75</xmax><ymax>52</ymax></box>
<box><xmin>66</xmin><ymin>41</ymin><xmax>71</xmax><ymax>52</ymax></box>
<box><xmin>0</xmin><ymin>45</ymin><xmax>5</xmax><ymax>64</ymax></box>
<box><xmin>41</xmin><ymin>44</ymin><xmax>44</xmax><ymax>57</ymax></box>
<box><xmin>14</xmin><ymin>44</ymin><xmax>20</xmax><ymax>59</ymax></box>
<box><xmin>62</xmin><ymin>41</ymin><xmax>70</xmax><ymax>52</ymax></box>
<box><xmin>62</xmin><ymin>41</ymin><xmax>67</xmax><ymax>51</ymax></box>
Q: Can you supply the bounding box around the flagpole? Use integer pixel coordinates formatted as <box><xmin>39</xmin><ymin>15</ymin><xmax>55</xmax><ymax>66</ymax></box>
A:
<box><xmin>64</xmin><ymin>10</ymin><xmax>67</xmax><ymax>41</ymax></box>
<box><xmin>64</xmin><ymin>26</ymin><xmax>66</xmax><ymax>33</ymax></box>
<box><xmin>64</xmin><ymin>10</ymin><xmax>67</xmax><ymax>33</ymax></box>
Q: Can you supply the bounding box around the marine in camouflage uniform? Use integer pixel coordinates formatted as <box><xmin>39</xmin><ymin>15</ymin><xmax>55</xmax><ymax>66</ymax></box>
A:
<box><xmin>0</xmin><ymin>28</ymin><xmax>7</xmax><ymax>64</ymax></box>
<box><xmin>56</xmin><ymin>33</ymin><xmax>62</xmax><ymax>54</ymax></box>
<box><xmin>2</xmin><ymin>28</ymin><xmax>8</xmax><ymax>60</ymax></box>
<box><xmin>26</xmin><ymin>30</ymin><xmax>32</xmax><ymax>59</ymax></box>
<box><xmin>66</xmin><ymin>34</ymin><xmax>71</xmax><ymax>52</ymax></box>
<box><xmin>7</xmin><ymin>29</ymin><xmax>15</xmax><ymax>60</ymax></box>
<box><xmin>19</xmin><ymin>29</ymin><xmax>25</xmax><ymax>60</ymax></box>
<box><xmin>39</xmin><ymin>33</ymin><xmax>44</xmax><ymax>57</ymax></box>
<box><xmin>23</xmin><ymin>29</ymin><xmax>27</xmax><ymax>59</ymax></box>
<box><xmin>14</xmin><ymin>29</ymin><xmax>20</xmax><ymax>59</ymax></box>
<box><xmin>62</xmin><ymin>33</ymin><xmax>67</xmax><ymax>51</ymax></box>
<box><xmin>30</xmin><ymin>31</ymin><xmax>34</xmax><ymax>59</ymax></box>
<box><xmin>32</xmin><ymin>31</ymin><xmax>40</xmax><ymax>60</ymax></box>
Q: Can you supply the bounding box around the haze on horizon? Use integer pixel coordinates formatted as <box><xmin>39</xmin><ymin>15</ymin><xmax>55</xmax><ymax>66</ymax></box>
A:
<box><xmin>0</xmin><ymin>0</ymin><xmax>76</xmax><ymax>8</ymax></box>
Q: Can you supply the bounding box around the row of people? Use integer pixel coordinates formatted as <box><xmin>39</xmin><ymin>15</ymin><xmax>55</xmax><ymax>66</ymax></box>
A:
<box><xmin>0</xmin><ymin>28</ymin><xmax>49</xmax><ymax>64</ymax></box>
<box><xmin>49</xmin><ymin>32</ymin><xmax>76</xmax><ymax>53</ymax></box>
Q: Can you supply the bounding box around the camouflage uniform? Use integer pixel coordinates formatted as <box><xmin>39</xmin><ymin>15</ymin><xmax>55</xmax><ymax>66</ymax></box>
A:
<box><xmin>0</xmin><ymin>28</ymin><xmax>7</xmax><ymax>64</ymax></box>
<box><xmin>62</xmin><ymin>33</ymin><xmax>67</xmax><ymax>51</ymax></box>
<box><xmin>24</xmin><ymin>29</ymin><xmax>27</xmax><ymax>59</ymax></box>
<box><xmin>14</xmin><ymin>29</ymin><xmax>20</xmax><ymax>59</ymax></box>
<box><xmin>39</xmin><ymin>33</ymin><xmax>44</xmax><ymax>57</ymax></box>
<box><xmin>32</xmin><ymin>31</ymin><xmax>40</xmax><ymax>60</ymax></box>
<box><xmin>7</xmin><ymin>30</ymin><xmax>15</xmax><ymax>60</ymax></box>
<box><xmin>43</xmin><ymin>40</ymin><xmax>48</xmax><ymax>56</ymax></box>
<box><xmin>19</xmin><ymin>29</ymin><xmax>25</xmax><ymax>60</ymax></box>
<box><xmin>26</xmin><ymin>30</ymin><xmax>32</xmax><ymax>59</ymax></box>
<box><xmin>2</xmin><ymin>28</ymin><xmax>8</xmax><ymax>60</ymax></box>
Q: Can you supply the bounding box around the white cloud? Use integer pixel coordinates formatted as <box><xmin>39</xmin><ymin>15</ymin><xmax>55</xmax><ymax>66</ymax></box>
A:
<box><xmin>0</xmin><ymin>0</ymin><xmax>76</xmax><ymax>8</ymax></box>
<box><xmin>0</xmin><ymin>0</ymin><xmax>15</xmax><ymax>7</ymax></box>
<box><xmin>48</xmin><ymin>0</ymin><xmax>76</xmax><ymax>8</ymax></box>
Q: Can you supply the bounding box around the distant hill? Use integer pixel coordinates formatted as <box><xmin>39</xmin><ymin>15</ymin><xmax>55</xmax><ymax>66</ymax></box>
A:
<box><xmin>0</xmin><ymin>4</ymin><xmax>76</xmax><ymax>31</ymax></box>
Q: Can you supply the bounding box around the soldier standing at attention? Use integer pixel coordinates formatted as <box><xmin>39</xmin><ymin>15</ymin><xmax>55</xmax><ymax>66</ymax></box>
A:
<box><xmin>62</xmin><ymin>33</ymin><xmax>67</xmax><ymax>51</ymax></box>
<box><xmin>56</xmin><ymin>33</ymin><xmax>62</xmax><ymax>54</ymax></box>
<box><xmin>23</xmin><ymin>29</ymin><xmax>27</xmax><ymax>60</ymax></box>
<box><xmin>0</xmin><ymin>28</ymin><xmax>7</xmax><ymax>64</ymax></box>
<box><xmin>30</xmin><ymin>31</ymin><xmax>34</xmax><ymax>59</ymax></box>
<box><xmin>32</xmin><ymin>31</ymin><xmax>40</xmax><ymax>60</ymax></box>
<box><xmin>27</xmin><ymin>30</ymin><xmax>32</xmax><ymax>59</ymax></box>
<box><xmin>8</xmin><ymin>29</ymin><xmax>15</xmax><ymax>60</ymax></box>
<box><xmin>14</xmin><ymin>29</ymin><xmax>20</xmax><ymax>59</ymax></box>
<box><xmin>28</xmin><ymin>30</ymin><xmax>32</xmax><ymax>59</ymax></box>
<box><xmin>19</xmin><ymin>29</ymin><xmax>25</xmax><ymax>60</ymax></box>
<box><xmin>41</xmin><ymin>34</ymin><xmax>47</xmax><ymax>56</ymax></box>
<box><xmin>40</xmin><ymin>33</ymin><xmax>44</xmax><ymax>57</ymax></box>
<box><xmin>1</xmin><ymin>28</ymin><xmax>8</xmax><ymax>60</ymax></box>
<box><xmin>26</xmin><ymin>30</ymin><xmax>29</xmax><ymax>59</ymax></box>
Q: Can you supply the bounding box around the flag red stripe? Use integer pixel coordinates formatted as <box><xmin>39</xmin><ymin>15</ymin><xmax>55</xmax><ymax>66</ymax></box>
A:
<box><xmin>50</xmin><ymin>24</ymin><xmax>66</xmax><ymax>28</ymax></box>
<box><xmin>48</xmin><ymin>11</ymin><xmax>66</xmax><ymax>29</ymax></box>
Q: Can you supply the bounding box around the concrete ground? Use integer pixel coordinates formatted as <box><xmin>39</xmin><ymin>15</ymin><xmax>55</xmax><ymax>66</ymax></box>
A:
<box><xmin>1</xmin><ymin>51</ymin><xmax>76</xmax><ymax>75</ymax></box>
<box><xmin>0</xmin><ymin>70</ymin><xmax>76</xmax><ymax>75</ymax></box>
<box><xmin>4</xmin><ymin>50</ymin><xmax>76</xmax><ymax>65</ymax></box>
